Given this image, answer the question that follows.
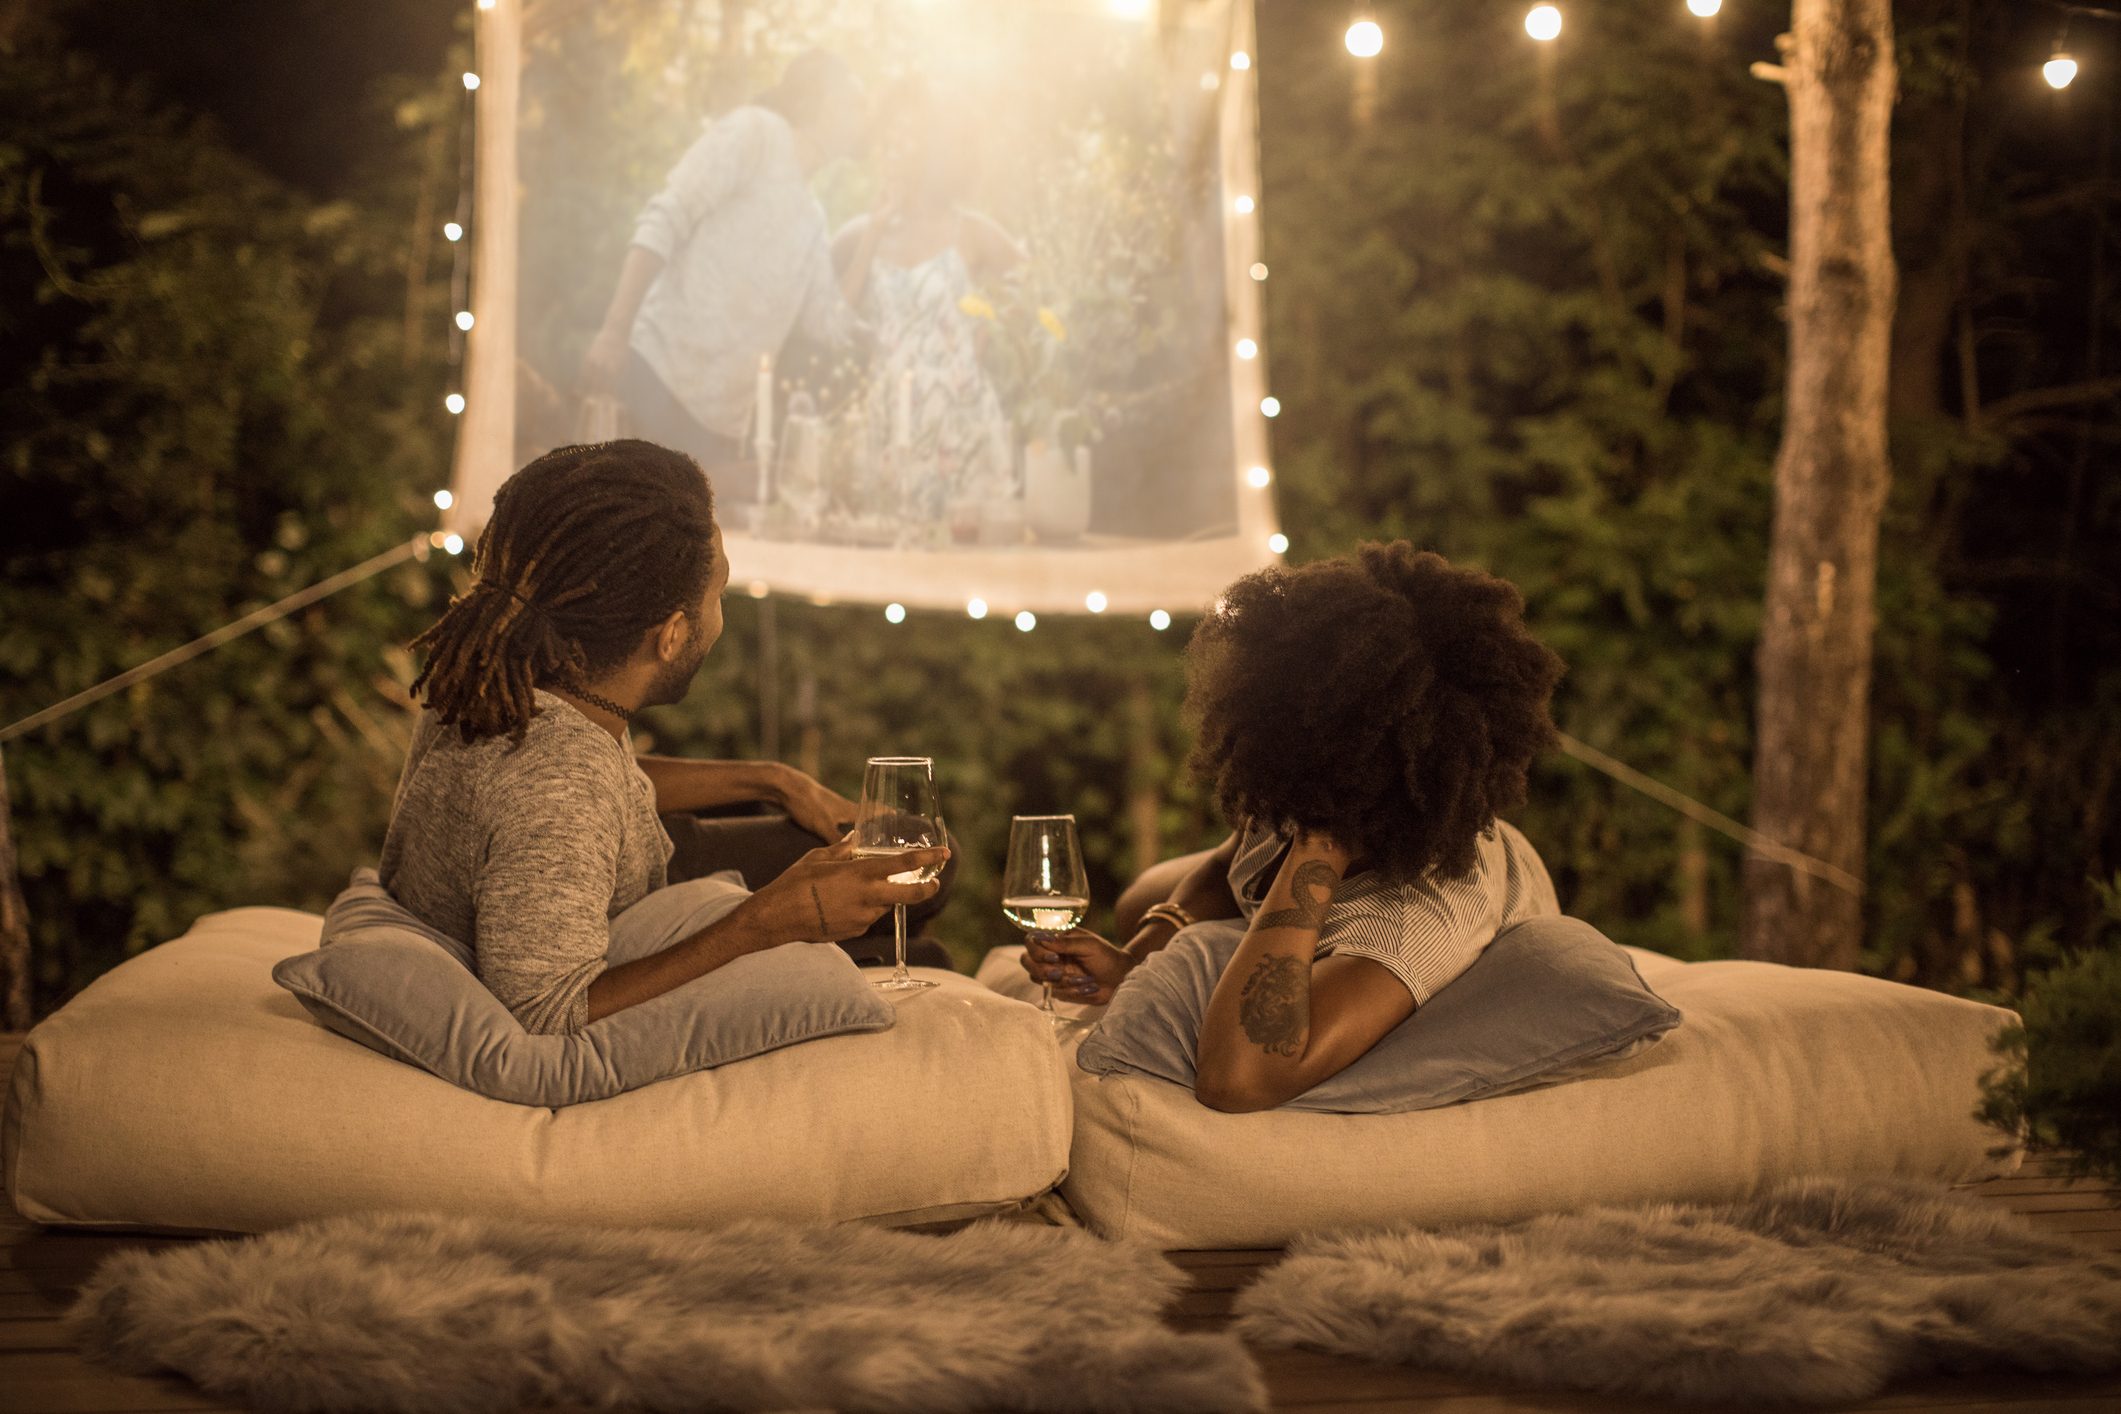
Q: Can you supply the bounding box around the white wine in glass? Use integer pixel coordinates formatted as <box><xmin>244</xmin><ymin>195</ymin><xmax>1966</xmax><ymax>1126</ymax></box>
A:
<box><xmin>854</xmin><ymin>756</ymin><xmax>945</xmax><ymax>992</ymax></box>
<box><xmin>1003</xmin><ymin>814</ymin><xmax>1090</xmax><ymax>1017</ymax></box>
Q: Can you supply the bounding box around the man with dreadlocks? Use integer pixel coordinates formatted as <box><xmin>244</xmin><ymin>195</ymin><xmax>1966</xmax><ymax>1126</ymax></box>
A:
<box><xmin>1021</xmin><ymin>543</ymin><xmax>1567</xmax><ymax>1111</ymax></box>
<box><xmin>380</xmin><ymin>439</ymin><xmax>947</xmax><ymax>1034</ymax></box>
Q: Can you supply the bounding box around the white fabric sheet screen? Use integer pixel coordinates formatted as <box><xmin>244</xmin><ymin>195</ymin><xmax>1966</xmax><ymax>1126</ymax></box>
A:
<box><xmin>448</xmin><ymin>0</ymin><xmax>1276</xmax><ymax>616</ymax></box>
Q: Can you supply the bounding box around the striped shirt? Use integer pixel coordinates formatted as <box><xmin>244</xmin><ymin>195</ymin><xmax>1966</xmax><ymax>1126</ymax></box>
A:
<box><xmin>1226</xmin><ymin>818</ymin><xmax>1560</xmax><ymax>1005</ymax></box>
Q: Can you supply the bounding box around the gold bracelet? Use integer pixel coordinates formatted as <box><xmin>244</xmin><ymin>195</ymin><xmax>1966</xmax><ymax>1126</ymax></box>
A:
<box><xmin>1140</xmin><ymin>901</ymin><xmax>1196</xmax><ymax>932</ymax></box>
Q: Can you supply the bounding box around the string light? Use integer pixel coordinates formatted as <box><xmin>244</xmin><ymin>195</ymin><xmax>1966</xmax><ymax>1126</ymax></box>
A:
<box><xmin>1526</xmin><ymin>5</ymin><xmax>1563</xmax><ymax>41</ymax></box>
<box><xmin>2045</xmin><ymin>51</ymin><xmax>2079</xmax><ymax>89</ymax></box>
<box><xmin>1249</xmin><ymin>262</ymin><xmax>1269</xmax><ymax>281</ymax></box>
<box><xmin>1235</xmin><ymin>337</ymin><xmax>1258</xmax><ymax>360</ymax></box>
<box><xmin>476</xmin><ymin>0</ymin><xmax>496</xmax><ymax>10</ymax></box>
<box><xmin>1015</xmin><ymin>611</ymin><xmax>1037</xmax><ymax>632</ymax></box>
<box><xmin>1149</xmin><ymin>610</ymin><xmax>1172</xmax><ymax>631</ymax></box>
<box><xmin>444</xmin><ymin>392</ymin><xmax>466</xmax><ymax>415</ymax></box>
<box><xmin>1085</xmin><ymin>591</ymin><xmax>1108</xmax><ymax>613</ymax></box>
<box><xmin>967</xmin><ymin>597</ymin><xmax>988</xmax><ymax>620</ymax></box>
<box><xmin>1687</xmin><ymin>0</ymin><xmax>1721</xmax><ymax>16</ymax></box>
<box><xmin>1246</xmin><ymin>465</ymin><xmax>1272</xmax><ymax>488</ymax></box>
<box><xmin>885</xmin><ymin>602</ymin><xmax>907</xmax><ymax>624</ymax></box>
<box><xmin>1268</xmin><ymin>533</ymin><xmax>1290</xmax><ymax>554</ymax></box>
<box><xmin>461</xmin><ymin>71</ymin><xmax>481</xmax><ymax>91</ymax></box>
<box><xmin>1260</xmin><ymin>396</ymin><xmax>1281</xmax><ymax>417</ymax></box>
<box><xmin>1230</xmin><ymin>51</ymin><xmax>1252</xmax><ymax>71</ymax></box>
<box><xmin>747</xmin><ymin>581</ymin><xmax>770</xmax><ymax>598</ymax></box>
<box><xmin>1233</xmin><ymin>194</ymin><xmax>1256</xmax><ymax>215</ymax></box>
<box><xmin>1346</xmin><ymin>20</ymin><xmax>1384</xmax><ymax>59</ymax></box>
<box><xmin>442</xmin><ymin>533</ymin><xmax>465</xmax><ymax>555</ymax></box>
<box><xmin>432</xmin><ymin>489</ymin><xmax>454</xmax><ymax>510</ymax></box>
<box><xmin>442</xmin><ymin>221</ymin><xmax>463</xmax><ymax>243</ymax></box>
<box><xmin>454</xmin><ymin>311</ymin><xmax>475</xmax><ymax>332</ymax></box>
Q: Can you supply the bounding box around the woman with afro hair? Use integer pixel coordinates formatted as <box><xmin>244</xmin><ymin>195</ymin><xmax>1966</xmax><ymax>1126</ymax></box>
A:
<box><xmin>1022</xmin><ymin>542</ymin><xmax>1568</xmax><ymax>1112</ymax></box>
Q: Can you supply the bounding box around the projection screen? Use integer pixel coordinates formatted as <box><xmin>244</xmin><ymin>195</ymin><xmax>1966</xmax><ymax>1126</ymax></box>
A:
<box><xmin>450</xmin><ymin>0</ymin><xmax>1277</xmax><ymax>616</ymax></box>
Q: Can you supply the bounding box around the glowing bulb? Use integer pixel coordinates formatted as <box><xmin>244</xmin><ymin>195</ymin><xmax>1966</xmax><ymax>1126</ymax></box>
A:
<box><xmin>462</xmin><ymin>71</ymin><xmax>481</xmax><ymax>91</ymax></box>
<box><xmin>1346</xmin><ymin>20</ymin><xmax>1384</xmax><ymax>58</ymax></box>
<box><xmin>477</xmin><ymin>0</ymin><xmax>496</xmax><ymax>10</ymax></box>
<box><xmin>1235</xmin><ymin>337</ymin><xmax>1258</xmax><ymax>360</ymax></box>
<box><xmin>747</xmin><ymin>580</ymin><xmax>769</xmax><ymax>598</ymax></box>
<box><xmin>1526</xmin><ymin>5</ymin><xmax>1562</xmax><ymax>41</ymax></box>
<box><xmin>1233</xmin><ymin>195</ymin><xmax>1256</xmax><ymax>215</ymax></box>
<box><xmin>444</xmin><ymin>392</ymin><xmax>466</xmax><ymax>415</ymax></box>
<box><xmin>1149</xmin><ymin>609</ymin><xmax>1172</xmax><ymax>631</ymax></box>
<box><xmin>967</xmin><ymin>597</ymin><xmax>988</xmax><ymax>620</ymax></box>
<box><xmin>432</xmin><ymin>488</ymin><xmax>454</xmax><ymax>510</ymax></box>
<box><xmin>443</xmin><ymin>221</ymin><xmax>463</xmax><ymax>242</ymax></box>
<box><xmin>1085</xmin><ymin>590</ymin><xmax>1108</xmax><ymax>613</ymax></box>
<box><xmin>1249</xmin><ymin>262</ymin><xmax>1269</xmax><ymax>281</ymax></box>
<box><xmin>1230</xmin><ymin>51</ymin><xmax>1252</xmax><ymax>71</ymax></box>
<box><xmin>885</xmin><ymin>602</ymin><xmax>906</xmax><ymax>624</ymax></box>
<box><xmin>1246</xmin><ymin>465</ymin><xmax>1271</xmax><ymax>488</ymax></box>
<box><xmin>1687</xmin><ymin>0</ymin><xmax>1721</xmax><ymax>15</ymax></box>
<box><xmin>1015</xmin><ymin>610</ymin><xmax>1037</xmax><ymax>632</ymax></box>
<box><xmin>1260</xmin><ymin>396</ymin><xmax>1281</xmax><ymax>418</ymax></box>
<box><xmin>454</xmin><ymin>310</ymin><xmax>475</xmax><ymax>331</ymax></box>
<box><xmin>1268</xmin><ymin>533</ymin><xmax>1289</xmax><ymax>554</ymax></box>
<box><xmin>2045</xmin><ymin>55</ymin><xmax>2079</xmax><ymax>90</ymax></box>
<box><xmin>442</xmin><ymin>533</ymin><xmax>465</xmax><ymax>556</ymax></box>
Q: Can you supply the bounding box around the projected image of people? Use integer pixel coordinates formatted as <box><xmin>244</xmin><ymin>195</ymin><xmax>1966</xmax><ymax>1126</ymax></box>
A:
<box><xmin>516</xmin><ymin>0</ymin><xmax>1244</xmax><ymax>552</ymax></box>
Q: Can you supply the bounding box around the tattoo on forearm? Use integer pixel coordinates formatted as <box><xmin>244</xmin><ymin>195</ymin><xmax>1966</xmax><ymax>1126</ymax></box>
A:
<box><xmin>809</xmin><ymin>885</ymin><xmax>830</xmax><ymax>936</ymax></box>
<box><xmin>1239</xmin><ymin>954</ymin><xmax>1307</xmax><ymax>1056</ymax></box>
<box><xmin>1256</xmin><ymin>859</ymin><xmax>1339</xmax><ymax>933</ymax></box>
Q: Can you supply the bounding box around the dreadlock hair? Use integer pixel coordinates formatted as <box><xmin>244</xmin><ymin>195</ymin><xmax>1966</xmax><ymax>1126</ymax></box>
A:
<box><xmin>410</xmin><ymin>440</ymin><xmax>717</xmax><ymax>746</ymax></box>
<box><xmin>1184</xmin><ymin>541</ymin><xmax>1566</xmax><ymax>884</ymax></box>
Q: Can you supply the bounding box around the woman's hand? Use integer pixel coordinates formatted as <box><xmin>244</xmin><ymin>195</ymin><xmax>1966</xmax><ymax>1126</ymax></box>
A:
<box><xmin>771</xmin><ymin>766</ymin><xmax>861</xmax><ymax>843</ymax></box>
<box><xmin>1020</xmin><ymin>928</ymin><xmax>1136</xmax><ymax>1006</ymax></box>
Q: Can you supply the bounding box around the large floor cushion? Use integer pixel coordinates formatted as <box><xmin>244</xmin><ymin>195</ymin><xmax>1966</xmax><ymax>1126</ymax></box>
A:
<box><xmin>975</xmin><ymin>944</ymin><xmax>2022</xmax><ymax>1248</ymax></box>
<box><xmin>4</xmin><ymin>908</ymin><xmax>1073</xmax><ymax>1234</ymax></box>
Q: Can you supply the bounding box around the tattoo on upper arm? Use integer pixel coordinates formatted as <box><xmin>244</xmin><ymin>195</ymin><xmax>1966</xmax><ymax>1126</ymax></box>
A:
<box><xmin>1256</xmin><ymin>859</ymin><xmax>1339</xmax><ymax>933</ymax></box>
<box><xmin>1239</xmin><ymin>954</ymin><xmax>1306</xmax><ymax>1056</ymax></box>
<box><xmin>810</xmin><ymin>885</ymin><xmax>830</xmax><ymax>936</ymax></box>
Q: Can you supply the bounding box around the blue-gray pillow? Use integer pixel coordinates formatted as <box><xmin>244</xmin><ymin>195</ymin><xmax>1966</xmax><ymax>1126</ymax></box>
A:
<box><xmin>1074</xmin><ymin>914</ymin><xmax>1681</xmax><ymax>1113</ymax></box>
<box><xmin>272</xmin><ymin>871</ymin><xmax>895</xmax><ymax>1107</ymax></box>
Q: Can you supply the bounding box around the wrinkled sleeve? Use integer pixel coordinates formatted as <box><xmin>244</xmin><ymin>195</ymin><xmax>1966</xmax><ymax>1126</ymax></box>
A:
<box><xmin>1322</xmin><ymin>865</ymin><xmax>1503</xmax><ymax>1007</ymax></box>
<box><xmin>472</xmin><ymin>752</ymin><xmax>625</xmax><ymax>1035</ymax></box>
<box><xmin>631</xmin><ymin>111</ymin><xmax>767</xmax><ymax>262</ymax></box>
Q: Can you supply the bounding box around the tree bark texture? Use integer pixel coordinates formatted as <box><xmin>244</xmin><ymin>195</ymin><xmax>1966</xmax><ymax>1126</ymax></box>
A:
<box><xmin>1741</xmin><ymin>0</ymin><xmax>1897</xmax><ymax>970</ymax></box>
<box><xmin>0</xmin><ymin>747</ymin><xmax>33</xmax><ymax>1029</ymax></box>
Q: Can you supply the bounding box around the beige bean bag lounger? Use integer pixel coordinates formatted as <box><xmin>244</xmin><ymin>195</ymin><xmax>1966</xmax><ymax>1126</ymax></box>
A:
<box><xmin>976</xmin><ymin>944</ymin><xmax>2021</xmax><ymax>1249</ymax></box>
<box><xmin>3</xmin><ymin>907</ymin><xmax>1072</xmax><ymax>1234</ymax></box>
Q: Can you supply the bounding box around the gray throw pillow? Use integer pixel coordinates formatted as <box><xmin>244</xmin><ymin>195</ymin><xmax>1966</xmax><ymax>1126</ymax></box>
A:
<box><xmin>272</xmin><ymin>871</ymin><xmax>894</xmax><ymax>1107</ymax></box>
<box><xmin>1074</xmin><ymin>914</ymin><xmax>1682</xmax><ymax>1113</ymax></box>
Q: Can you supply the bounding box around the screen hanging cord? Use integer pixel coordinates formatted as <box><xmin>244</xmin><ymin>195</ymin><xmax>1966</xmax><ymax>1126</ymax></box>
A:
<box><xmin>0</xmin><ymin>535</ymin><xmax>428</xmax><ymax>746</ymax></box>
<box><xmin>1553</xmin><ymin>730</ymin><xmax>1863</xmax><ymax>897</ymax></box>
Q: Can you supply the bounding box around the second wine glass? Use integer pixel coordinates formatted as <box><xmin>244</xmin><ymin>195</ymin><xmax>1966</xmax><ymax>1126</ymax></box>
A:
<box><xmin>854</xmin><ymin>756</ymin><xmax>945</xmax><ymax>992</ymax></box>
<box><xmin>1003</xmin><ymin>814</ymin><xmax>1090</xmax><ymax>1018</ymax></box>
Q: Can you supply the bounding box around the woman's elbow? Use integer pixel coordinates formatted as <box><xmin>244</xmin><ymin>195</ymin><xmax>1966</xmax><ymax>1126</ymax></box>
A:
<box><xmin>1193</xmin><ymin>1068</ymin><xmax>1280</xmax><ymax>1114</ymax></box>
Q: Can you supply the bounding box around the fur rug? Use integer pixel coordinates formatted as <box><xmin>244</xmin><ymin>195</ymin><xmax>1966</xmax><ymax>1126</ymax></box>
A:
<box><xmin>67</xmin><ymin>1211</ymin><xmax>1264</xmax><ymax>1413</ymax></box>
<box><xmin>1233</xmin><ymin>1176</ymin><xmax>2121</xmax><ymax>1406</ymax></box>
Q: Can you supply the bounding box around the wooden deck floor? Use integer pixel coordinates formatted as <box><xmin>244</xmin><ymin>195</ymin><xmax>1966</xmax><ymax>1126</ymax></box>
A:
<box><xmin>5</xmin><ymin>1032</ymin><xmax>2120</xmax><ymax>1413</ymax></box>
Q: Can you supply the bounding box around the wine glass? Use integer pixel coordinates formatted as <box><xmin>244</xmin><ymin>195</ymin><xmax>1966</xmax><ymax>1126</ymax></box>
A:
<box><xmin>854</xmin><ymin>756</ymin><xmax>945</xmax><ymax>992</ymax></box>
<box><xmin>1002</xmin><ymin>815</ymin><xmax>1090</xmax><ymax>1018</ymax></box>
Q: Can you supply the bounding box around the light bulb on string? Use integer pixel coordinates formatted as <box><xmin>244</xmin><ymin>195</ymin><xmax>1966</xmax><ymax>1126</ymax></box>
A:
<box><xmin>454</xmin><ymin>311</ymin><xmax>475</xmax><ymax>332</ymax></box>
<box><xmin>1230</xmin><ymin>51</ymin><xmax>1252</xmax><ymax>71</ymax></box>
<box><xmin>1346</xmin><ymin>20</ymin><xmax>1384</xmax><ymax>59</ymax></box>
<box><xmin>1015</xmin><ymin>611</ymin><xmax>1037</xmax><ymax>633</ymax></box>
<box><xmin>433</xmin><ymin>489</ymin><xmax>454</xmax><ymax>511</ymax></box>
<box><xmin>967</xmin><ymin>597</ymin><xmax>988</xmax><ymax>620</ymax></box>
<box><xmin>1526</xmin><ymin>5</ymin><xmax>1562</xmax><ymax>42</ymax></box>
<box><xmin>2045</xmin><ymin>53</ymin><xmax>2079</xmax><ymax>90</ymax></box>
<box><xmin>1249</xmin><ymin>262</ymin><xmax>1269</xmax><ymax>281</ymax></box>
<box><xmin>1260</xmin><ymin>395</ymin><xmax>1281</xmax><ymax>418</ymax></box>
<box><xmin>1149</xmin><ymin>610</ymin><xmax>1172</xmax><ymax>631</ymax></box>
<box><xmin>885</xmin><ymin>602</ymin><xmax>906</xmax><ymax>624</ymax></box>
<box><xmin>1268</xmin><ymin>533</ymin><xmax>1289</xmax><ymax>555</ymax></box>
<box><xmin>1246</xmin><ymin>465</ymin><xmax>1272</xmax><ymax>488</ymax></box>
<box><xmin>476</xmin><ymin>0</ymin><xmax>496</xmax><ymax>10</ymax></box>
<box><xmin>443</xmin><ymin>221</ymin><xmax>463</xmax><ymax>242</ymax></box>
<box><xmin>1233</xmin><ymin>194</ymin><xmax>1255</xmax><ymax>215</ymax></box>
<box><xmin>462</xmin><ymin>71</ymin><xmax>481</xmax><ymax>91</ymax></box>
<box><xmin>442</xmin><ymin>533</ymin><xmax>465</xmax><ymax>556</ymax></box>
<box><xmin>747</xmin><ymin>581</ymin><xmax>770</xmax><ymax>599</ymax></box>
<box><xmin>444</xmin><ymin>392</ymin><xmax>466</xmax><ymax>415</ymax></box>
<box><xmin>1687</xmin><ymin>0</ymin><xmax>1721</xmax><ymax>17</ymax></box>
<box><xmin>1235</xmin><ymin>337</ymin><xmax>1258</xmax><ymax>360</ymax></box>
<box><xmin>1085</xmin><ymin>591</ymin><xmax>1108</xmax><ymax>613</ymax></box>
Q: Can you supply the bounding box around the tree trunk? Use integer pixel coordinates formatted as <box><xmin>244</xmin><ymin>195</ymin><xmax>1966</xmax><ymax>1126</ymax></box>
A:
<box><xmin>1741</xmin><ymin>0</ymin><xmax>1897</xmax><ymax>970</ymax></box>
<box><xmin>0</xmin><ymin>746</ymin><xmax>34</xmax><ymax>1030</ymax></box>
